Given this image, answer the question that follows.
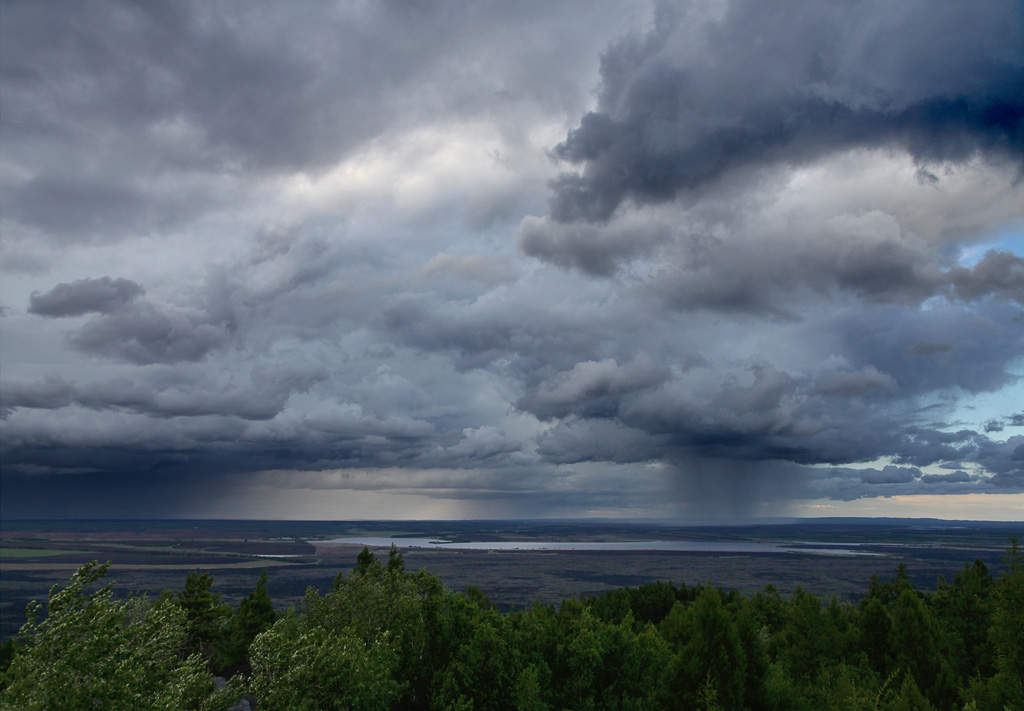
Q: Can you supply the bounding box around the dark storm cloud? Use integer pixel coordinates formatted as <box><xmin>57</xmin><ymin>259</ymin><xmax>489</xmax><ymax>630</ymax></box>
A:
<box><xmin>921</xmin><ymin>470</ymin><xmax>971</xmax><ymax>484</ymax></box>
<box><xmin>35</xmin><ymin>268</ymin><xmax>262</xmax><ymax>365</ymax></box>
<box><xmin>830</xmin><ymin>300</ymin><xmax>1024</xmax><ymax>399</ymax></box>
<box><xmin>517</xmin><ymin>303</ymin><xmax>1021</xmax><ymax>482</ymax></box>
<box><xmin>517</xmin><ymin>356</ymin><xmax>670</xmax><ymax>420</ymax></box>
<box><xmin>0</xmin><ymin>405</ymin><xmax>435</xmax><ymax>481</ymax></box>
<box><xmin>6</xmin><ymin>178</ymin><xmax>154</xmax><ymax>238</ymax></box>
<box><xmin>517</xmin><ymin>215</ymin><xmax>672</xmax><ymax>277</ymax></box>
<box><xmin>0</xmin><ymin>388</ymin><xmax>534</xmax><ymax>485</ymax></box>
<box><xmin>949</xmin><ymin>250</ymin><xmax>1024</xmax><ymax>304</ymax></box>
<box><xmin>907</xmin><ymin>340</ymin><xmax>953</xmax><ymax>357</ymax></box>
<box><xmin>637</xmin><ymin>225</ymin><xmax>945</xmax><ymax>313</ymax></box>
<box><xmin>536</xmin><ymin>419</ymin><xmax>671</xmax><ymax>465</ymax></box>
<box><xmin>382</xmin><ymin>294</ymin><xmax>610</xmax><ymax>377</ymax></box>
<box><xmin>0</xmin><ymin>376</ymin><xmax>80</xmax><ymax>415</ymax></box>
<box><xmin>544</xmin><ymin>0</ymin><xmax>1023</xmax><ymax>224</ymax></box>
<box><xmin>68</xmin><ymin>301</ymin><xmax>237</xmax><ymax>364</ymax></box>
<box><xmin>377</xmin><ymin>267</ymin><xmax>1022</xmax><ymax>494</ymax></box>
<box><xmin>0</xmin><ymin>364</ymin><xmax>327</xmax><ymax>421</ymax></box>
<box><xmin>28</xmin><ymin>277</ymin><xmax>144</xmax><ymax>317</ymax></box>
<box><xmin>0</xmin><ymin>0</ymin><xmax>370</xmax><ymax>174</ymax></box>
<box><xmin>812</xmin><ymin>365</ymin><xmax>895</xmax><ymax>397</ymax></box>
<box><xmin>860</xmin><ymin>465</ymin><xmax>920</xmax><ymax>485</ymax></box>
<box><xmin>975</xmin><ymin>435</ymin><xmax>1024</xmax><ymax>479</ymax></box>
<box><xmin>526</xmin><ymin>212</ymin><xmax>1022</xmax><ymax>312</ymax></box>
<box><xmin>1</xmin><ymin>0</ymin><xmax>1021</xmax><ymax>519</ymax></box>
<box><xmin>808</xmin><ymin>463</ymin><xmax>994</xmax><ymax>501</ymax></box>
<box><xmin>0</xmin><ymin>0</ymin><xmax>620</xmax><ymax>243</ymax></box>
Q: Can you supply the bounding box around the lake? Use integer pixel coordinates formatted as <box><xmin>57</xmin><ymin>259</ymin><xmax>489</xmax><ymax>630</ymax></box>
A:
<box><xmin>316</xmin><ymin>537</ymin><xmax>878</xmax><ymax>556</ymax></box>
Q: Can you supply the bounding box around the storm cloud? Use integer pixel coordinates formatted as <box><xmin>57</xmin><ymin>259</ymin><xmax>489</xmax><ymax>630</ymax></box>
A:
<box><xmin>1</xmin><ymin>0</ymin><xmax>1021</xmax><ymax>520</ymax></box>
<box><xmin>544</xmin><ymin>0</ymin><xmax>1023</xmax><ymax>224</ymax></box>
<box><xmin>28</xmin><ymin>277</ymin><xmax>144</xmax><ymax>317</ymax></box>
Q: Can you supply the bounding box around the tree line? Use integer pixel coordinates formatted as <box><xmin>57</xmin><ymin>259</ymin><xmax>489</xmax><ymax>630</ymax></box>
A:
<box><xmin>1</xmin><ymin>539</ymin><xmax>1021</xmax><ymax>711</ymax></box>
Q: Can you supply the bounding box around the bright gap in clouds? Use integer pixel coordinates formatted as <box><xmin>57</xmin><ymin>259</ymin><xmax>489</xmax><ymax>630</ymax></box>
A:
<box><xmin>958</xmin><ymin>233</ymin><xmax>1024</xmax><ymax>267</ymax></box>
<box><xmin>796</xmin><ymin>494</ymin><xmax>1024</xmax><ymax>522</ymax></box>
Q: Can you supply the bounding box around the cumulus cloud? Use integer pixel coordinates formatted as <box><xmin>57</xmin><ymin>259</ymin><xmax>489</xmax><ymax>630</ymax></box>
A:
<box><xmin>68</xmin><ymin>301</ymin><xmax>237</xmax><ymax>364</ymax></box>
<box><xmin>803</xmin><ymin>463</ymin><xmax>998</xmax><ymax>501</ymax></box>
<box><xmin>812</xmin><ymin>363</ymin><xmax>896</xmax><ymax>397</ymax></box>
<box><xmin>860</xmin><ymin>465</ymin><xmax>920</xmax><ymax>485</ymax></box>
<box><xmin>921</xmin><ymin>470</ymin><xmax>972</xmax><ymax>484</ymax></box>
<box><xmin>545</xmin><ymin>0</ymin><xmax>1023</xmax><ymax>224</ymax></box>
<box><xmin>0</xmin><ymin>364</ymin><xmax>327</xmax><ymax>421</ymax></box>
<box><xmin>518</xmin><ymin>213</ymin><xmax>671</xmax><ymax>277</ymax></box>
<box><xmin>949</xmin><ymin>250</ymin><xmax>1024</xmax><ymax>305</ymax></box>
<box><xmin>518</xmin><ymin>356</ymin><xmax>669</xmax><ymax>420</ymax></box>
<box><xmin>438</xmin><ymin>426</ymin><xmax>524</xmax><ymax>464</ymax></box>
<box><xmin>536</xmin><ymin>418</ymin><xmax>671</xmax><ymax>465</ymax></box>
<box><xmin>28</xmin><ymin>277</ymin><xmax>144</xmax><ymax>317</ymax></box>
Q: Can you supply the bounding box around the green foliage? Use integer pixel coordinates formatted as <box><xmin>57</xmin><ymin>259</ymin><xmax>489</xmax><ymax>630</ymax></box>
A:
<box><xmin>886</xmin><ymin>674</ymin><xmax>936</xmax><ymax>711</ymax></box>
<box><xmin>355</xmin><ymin>545</ymin><xmax>383</xmax><ymax>577</ymax></box>
<box><xmin>985</xmin><ymin>536</ymin><xmax>1024</xmax><ymax>710</ymax></box>
<box><xmin>0</xmin><ymin>561</ymin><xmax>227</xmax><ymax>711</ymax></box>
<box><xmin>248</xmin><ymin>612</ymin><xmax>399</xmax><ymax>711</ymax></box>
<box><xmin>434</xmin><ymin>606</ymin><xmax>514</xmax><ymax>710</ymax></box>
<box><xmin>7</xmin><ymin>540</ymin><xmax>1024</xmax><ymax>711</ymax></box>
<box><xmin>465</xmin><ymin>584</ymin><xmax>495</xmax><ymax>611</ymax></box>
<box><xmin>177</xmin><ymin>569</ymin><xmax>233</xmax><ymax>671</ymax></box>
<box><xmin>226</xmin><ymin>567</ymin><xmax>276</xmax><ymax>670</ymax></box>
<box><xmin>935</xmin><ymin>559</ymin><xmax>995</xmax><ymax>688</ymax></box>
<box><xmin>661</xmin><ymin>586</ymin><xmax>748</xmax><ymax>709</ymax></box>
<box><xmin>0</xmin><ymin>639</ymin><xmax>21</xmax><ymax>693</ymax></box>
<box><xmin>888</xmin><ymin>589</ymin><xmax>957</xmax><ymax>709</ymax></box>
<box><xmin>387</xmin><ymin>543</ymin><xmax>405</xmax><ymax>574</ymax></box>
<box><xmin>513</xmin><ymin>664</ymin><xmax>549</xmax><ymax>711</ymax></box>
<box><xmin>855</xmin><ymin>594</ymin><xmax>892</xmax><ymax>674</ymax></box>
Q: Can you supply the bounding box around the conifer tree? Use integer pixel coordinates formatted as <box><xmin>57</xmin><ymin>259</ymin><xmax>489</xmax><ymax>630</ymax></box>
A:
<box><xmin>662</xmin><ymin>586</ymin><xmax>747</xmax><ymax>709</ymax></box>
<box><xmin>355</xmin><ymin>546</ymin><xmax>382</xmax><ymax>577</ymax></box>
<box><xmin>387</xmin><ymin>543</ymin><xmax>405</xmax><ymax>574</ymax></box>
<box><xmin>989</xmin><ymin>537</ymin><xmax>1024</xmax><ymax>709</ymax></box>
<box><xmin>177</xmin><ymin>570</ymin><xmax>232</xmax><ymax>670</ymax></box>
<box><xmin>228</xmin><ymin>569</ymin><xmax>276</xmax><ymax>670</ymax></box>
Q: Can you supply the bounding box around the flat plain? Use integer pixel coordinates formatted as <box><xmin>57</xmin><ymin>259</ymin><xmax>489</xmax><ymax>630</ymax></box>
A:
<box><xmin>1</xmin><ymin>518</ymin><xmax>1019</xmax><ymax>640</ymax></box>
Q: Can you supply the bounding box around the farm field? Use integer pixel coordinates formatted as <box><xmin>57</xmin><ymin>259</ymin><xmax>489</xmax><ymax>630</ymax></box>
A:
<box><xmin>1</xmin><ymin>518</ymin><xmax>1019</xmax><ymax>640</ymax></box>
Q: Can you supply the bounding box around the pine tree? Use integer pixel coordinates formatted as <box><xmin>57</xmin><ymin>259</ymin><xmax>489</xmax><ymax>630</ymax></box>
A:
<box><xmin>662</xmin><ymin>586</ymin><xmax>747</xmax><ymax>710</ymax></box>
<box><xmin>888</xmin><ymin>589</ymin><xmax>956</xmax><ymax>709</ymax></box>
<box><xmin>177</xmin><ymin>570</ymin><xmax>232</xmax><ymax>670</ymax></box>
<box><xmin>228</xmin><ymin>569</ymin><xmax>276</xmax><ymax>670</ymax></box>
<box><xmin>355</xmin><ymin>546</ymin><xmax>382</xmax><ymax>577</ymax></box>
<box><xmin>989</xmin><ymin>537</ymin><xmax>1024</xmax><ymax>709</ymax></box>
<box><xmin>387</xmin><ymin>543</ymin><xmax>405</xmax><ymax>574</ymax></box>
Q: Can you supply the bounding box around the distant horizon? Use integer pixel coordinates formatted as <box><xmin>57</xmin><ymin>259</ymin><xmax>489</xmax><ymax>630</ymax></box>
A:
<box><xmin>3</xmin><ymin>515</ymin><xmax>1020</xmax><ymax>526</ymax></box>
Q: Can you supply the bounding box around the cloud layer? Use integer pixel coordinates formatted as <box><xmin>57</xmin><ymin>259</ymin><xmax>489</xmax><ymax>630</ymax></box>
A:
<box><xmin>1</xmin><ymin>0</ymin><xmax>1021</xmax><ymax>519</ymax></box>
<box><xmin>544</xmin><ymin>0</ymin><xmax>1023</xmax><ymax>224</ymax></box>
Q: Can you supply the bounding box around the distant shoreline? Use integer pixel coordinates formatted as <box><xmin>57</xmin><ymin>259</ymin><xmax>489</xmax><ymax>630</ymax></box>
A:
<box><xmin>315</xmin><ymin>536</ymin><xmax>880</xmax><ymax>556</ymax></box>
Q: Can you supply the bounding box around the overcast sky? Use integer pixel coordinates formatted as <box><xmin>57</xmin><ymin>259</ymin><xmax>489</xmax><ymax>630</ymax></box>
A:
<box><xmin>1</xmin><ymin>0</ymin><xmax>1022</xmax><ymax>521</ymax></box>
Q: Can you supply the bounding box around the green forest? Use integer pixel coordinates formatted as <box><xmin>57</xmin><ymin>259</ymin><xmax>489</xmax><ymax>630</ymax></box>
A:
<box><xmin>1</xmin><ymin>541</ymin><xmax>1021</xmax><ymax>711</ymax></box>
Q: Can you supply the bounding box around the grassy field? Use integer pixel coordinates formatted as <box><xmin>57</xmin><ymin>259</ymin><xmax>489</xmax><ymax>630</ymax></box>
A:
<box><xmin>1</xmin><ymin>518</ymin><xmax>1019</xmax><ymax>640</ymax></box>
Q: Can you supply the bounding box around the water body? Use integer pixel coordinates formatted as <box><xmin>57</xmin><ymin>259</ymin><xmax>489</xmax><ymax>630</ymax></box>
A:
<box><xmin>254</xmin><ymin>554</ymin><xmax>305</xmax><ymax>558</ymax></box>
<box><xmin>317</xmin><ymin>537</ymin><xmax>878</xmax><ymax>556</ymax></box>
